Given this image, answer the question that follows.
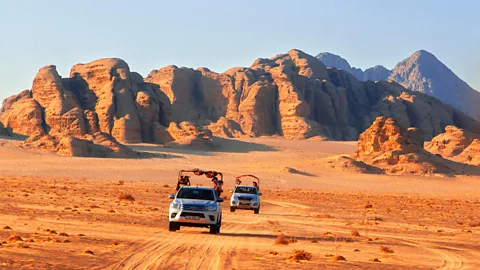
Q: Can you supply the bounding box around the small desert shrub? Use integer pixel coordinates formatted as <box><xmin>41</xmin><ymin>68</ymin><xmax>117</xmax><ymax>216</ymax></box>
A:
<box><xmin>323</xmin><ymin>232</ymin><xmax>333</xmax><ymax>237</ymax></box>
<box><xmin>162</xmin><ymin>184</ymin><xmax>169</xmax><ymax>188</ymax></box>
<box><xmin>365</xmin><ymin>202</ymin><xmax>373</xmax><ymax>209</ymax></box>
<box><xmin>380</xmin><ymin>246</ymin><xmax>394</xmax><ymax>254</ymax></box>
<box><xmin>118</xmin><ymin>193</ymin><xmax>135</xmax><ymax>202</ymax></box>
<box><xmin>330</xmin><ymin>255</ymin><xmax>346</xmax><ymax>262</ymax></box>
<box><xmin>2</xmin><ymin>226</ymin><xmax>12</xmax><ymax>230</ymax></box>
<box><xmin>315</xmin><ymin>214</ymin><xmax>334</xmax><ymax>219</ymax></box>
<box><xmin>269</xmin><ymin>251</ymin><xmax>278</xmax><ymax>256</ymax></box>
<box><xmin>288</xmin><ymin>237</ymin><xmax>297</xmax><ymax>244</ymax></box>
<box><xmin>117</xmin><ymin>181</ymin><xmax>124</xmax><ymax>186</ymax></box>
<box><xmin>82</xmin><ymin>249</ymin><xmax>94</xmax><ymax>255</ymax></box>
<box><xmin>288</xmin><ymin>250</ymin><xmax>312</xmax><ymax>261</ymax></box>
<box><xmin>369</xmin><ymin>258</ymin><xmax>381</xmax><ymax>262</ymax></box>
<box><xmin>7</xmin><ymin>235</ymin><xmax>23</xmax><ymax>243</ymax></box>
<box><xmin>351</xmin><ymin>229</ymin><xmax>361</xmax><ymax>237</ymax></box>
<box><xmin>468</xmin><ymin>221</ymin><xmax>480</xmax><ymax>227</ymax></box>
<box><xmin>275</xmin><ymin>234</ymin><xmax>289</xmax><ymax>245</ymax></box>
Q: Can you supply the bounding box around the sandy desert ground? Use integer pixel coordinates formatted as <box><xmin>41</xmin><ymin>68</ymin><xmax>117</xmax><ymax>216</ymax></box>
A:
<box><xmin>1</xmin><ymin>135</ymin><xmax>480</xmax><ymax>269</ymax></box>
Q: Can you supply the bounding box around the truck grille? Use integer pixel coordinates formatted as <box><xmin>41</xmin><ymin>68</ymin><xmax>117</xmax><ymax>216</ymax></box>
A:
<box><xmin>180</xmin><ymin>212</ymin><xmax>205</xmax><ymax>218</ymax></box>
<box><xmin>182</xmin><ymin>204</ymin><xmax>206</xmax><ymax>211</ymax></box>
<box><xmin>238</xmin><ymin>197</ymin><xmax>253</xmax><ymax>201</ymax></box>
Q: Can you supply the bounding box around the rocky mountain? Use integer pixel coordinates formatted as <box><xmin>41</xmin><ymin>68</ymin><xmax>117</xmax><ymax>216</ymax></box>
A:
<box><xmin>1</xmin><ymin>49</ymin><xmax>479</xmax><ymax>151</ymax></box>
<box><xmin>316</xmin><ymin>51</ymin><xmax>480</xmax><ymax>120</ymax></box>
<box><xmin>316</xmin><ymin>52</ymin><xmax>389</xmax><ymax>82</ymax></box>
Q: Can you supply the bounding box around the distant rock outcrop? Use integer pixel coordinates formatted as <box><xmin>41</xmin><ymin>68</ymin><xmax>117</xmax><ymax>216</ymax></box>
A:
<box><xmin>1</xmin><ymin>50</ymin><xmax>480</xmax><ymax>150</ymax></box>
<box><xmin>425</xmin><ymin>126</ymin><xmax>480</xmax><ymax>166</ymax></box>
<box><xmin>317</xmin><ymin>50</ymin><xmax>480</xmax><ymax>120</ymax></box>
<box><xmin>353</xmin><ymin>116</ymin><xmax>455</xmax><ymax>175</ymax></box>
<box><xmin>23</xmin><ymin>132</ymin><xmax>136</xmax><ymax>158</ymax></box>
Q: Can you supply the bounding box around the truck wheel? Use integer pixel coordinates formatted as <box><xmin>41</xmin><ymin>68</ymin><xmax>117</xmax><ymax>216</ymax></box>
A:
<box><xmin>209</xmin><ymin>224</ymin><xmax>218</xmax><ymax>234</ymax></box>
<box><xmin>210</xmin><ymin>218</ymin><xmax>221</xmax><ymax>234</ymax></box>
<box><xmin>169</xmin><ymin>222</ymin><xmax>179</xmax><ymax>232</ymax></box>
<box><xmin>230</xmin><ymin>207</ymin><xmax>236</xmax><ymax>213</ymax></box>
<box><xmin>254</xmin><ymin>207</ymin><xmax>260</xmax><ymax>214</ymax></box>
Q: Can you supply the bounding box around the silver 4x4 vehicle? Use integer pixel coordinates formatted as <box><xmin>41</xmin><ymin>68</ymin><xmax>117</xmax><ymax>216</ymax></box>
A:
<box><xmin>169</xmin><ymin>186</ymin><xmax>223</xmax><ymax>234</ymax></box>
<box><xmin>230</xmin><ymin>174</ymin><xmax>262</xmax><ymax>214</ymax></box>
<box><xmin>230</xmin><ymin>185</ymin><xmax>262</xmax><ymax>214</ymax></box>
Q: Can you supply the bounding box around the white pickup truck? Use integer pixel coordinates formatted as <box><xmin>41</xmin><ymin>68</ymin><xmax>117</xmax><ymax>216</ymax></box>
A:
<box><xmin>229</xmin><ymin>185</ymin><xmax>262</xmax><ymax>214</ymax></box>
<box><xmin>169</xmin><ymin>186</ymin><xmax>223</xmax><ymax>234</ymax></box>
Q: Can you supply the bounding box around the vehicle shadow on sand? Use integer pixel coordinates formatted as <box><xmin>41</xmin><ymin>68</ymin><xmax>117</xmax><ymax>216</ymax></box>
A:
<box><xmin>209</xmin><ymin>232</ymin><xmax>357</xmax><ymax>243</ymax></box>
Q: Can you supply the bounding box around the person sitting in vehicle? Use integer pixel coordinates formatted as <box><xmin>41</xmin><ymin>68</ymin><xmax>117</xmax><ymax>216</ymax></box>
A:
<box><xmin>253</xmin><ymin>181</ymin><xmax>259</xmax><ymax>191</ymax></box>
<box><xmin>176</xmin><ymin>176</ymin><xmax>191</xmax><ymax>191</ymax></box>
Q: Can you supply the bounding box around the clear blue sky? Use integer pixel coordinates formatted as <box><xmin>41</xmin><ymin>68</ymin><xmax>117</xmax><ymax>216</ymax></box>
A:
<box><xmin>1</xmin><ymin>0</ymin><xmax>479</xmax><ymax>103</ymax></box>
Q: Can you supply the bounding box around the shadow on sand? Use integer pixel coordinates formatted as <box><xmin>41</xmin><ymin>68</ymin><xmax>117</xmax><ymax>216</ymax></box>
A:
<box><xmin>212</xmin><ymin>137</ymin><xmax>278</xmax><ymax>153</ymax></box>
<box><xmin>130</xmin><ymin>137</ymin><xmax>278</xmax><ymax>158</ymax></box>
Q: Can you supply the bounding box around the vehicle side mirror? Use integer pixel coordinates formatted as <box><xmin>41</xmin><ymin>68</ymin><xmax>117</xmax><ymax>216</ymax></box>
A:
<box><xmin>217</xmin><ymin>198</ymin><xmax>224</xmax><ymax>203</ymax></box>
<box><xmin>258</xmin><ymin>192</ymin><xmax>262</xmax><ymax>196</ymax></box>
<box><xmin>169</xmin><ymin>194</ymin><xmax>175</xmax><ymax>199</ymax></box>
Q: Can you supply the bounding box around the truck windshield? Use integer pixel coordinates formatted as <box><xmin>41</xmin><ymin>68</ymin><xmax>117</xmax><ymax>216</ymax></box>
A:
<box><xmin>234</xmin><ymin>187</ymin><xmax>257</xmax><ymax>194</ymax></box>
<box><xmin>177</xmin><ymin>189</ymin><xmax>215</xmax><ymax>201</ymax></box>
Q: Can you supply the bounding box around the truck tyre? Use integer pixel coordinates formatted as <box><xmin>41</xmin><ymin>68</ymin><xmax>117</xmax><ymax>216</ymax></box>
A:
<box><xmin>230</xmin><ymin>206</ymin><xmax>236</xmax><ymax>213</ymax></box>
<box><xmin>254</xmin><ymin>207</ymin><xmax>260</xmax><ymax>214</ymax></box>
<box><xmin>169</xmin><ymin>222</ymin><xmax>179</xmax><ymax>232</ymax></box>
<box><xmin>210</xmin><ymin>218</ymin><xmax>221</xmax><ymax>234</ymax></box>
<box><xmin>209</xmin><ymin>224</ymin><xmax>218</xmax><ymax>234</ymax></box>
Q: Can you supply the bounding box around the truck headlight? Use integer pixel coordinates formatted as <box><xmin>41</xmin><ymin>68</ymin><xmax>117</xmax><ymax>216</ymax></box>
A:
<box><xmin>207</xmin><ymin>205</ymin><xmax>217</xmax><ymax>211</ymax></box>
<box><xmin>171</xmin><ymin>202</ymin><xmax>181</xmax><ymax>209</ymax></box>
<box><xmin>251</xmin><ymin>197</ymin><xmax>259</xmax><ymax>203</ymax></box>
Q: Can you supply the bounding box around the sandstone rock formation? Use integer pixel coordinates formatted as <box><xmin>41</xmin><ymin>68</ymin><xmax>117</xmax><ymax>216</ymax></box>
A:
<box><xmin>23</xmin><ymin>132</ymin><xmax>136</xmax><ymax>158</ymax></box>
<box><xmin>425</xmin><ymin>126</ymin><xmax>480</xmax><ymax>166</ymax></box>
<box><xmin>317</xmin><ymin>50</ymin><xmax>480</xmax><ymax>120</ymax></box>
<box><xmin>2</xmin><ymin>50</ymin><xmax>480</xmax><ymax>148</ymax></box>
<box><xmin>353</xmin><ymin>116</ymin><xmax>454</xmax><ymax>175</ymax></box>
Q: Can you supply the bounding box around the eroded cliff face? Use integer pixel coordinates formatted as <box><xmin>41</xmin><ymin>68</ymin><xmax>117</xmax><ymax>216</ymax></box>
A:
<box><xmin>2</xmin><ymin>50</ymin><xmax>479</xmax><ymax>147</ymax></box>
